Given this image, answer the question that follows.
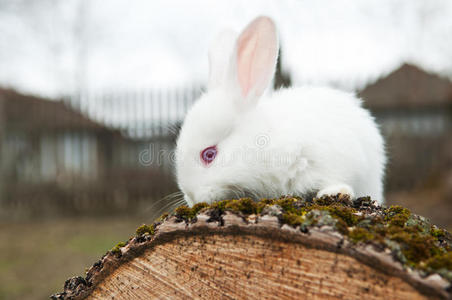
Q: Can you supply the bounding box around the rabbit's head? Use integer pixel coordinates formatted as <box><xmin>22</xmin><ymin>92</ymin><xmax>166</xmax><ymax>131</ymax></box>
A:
<box><xmin>175</xmin><ymin>16</ymin><xmax>279</xmax><ymax>205</ymax></box>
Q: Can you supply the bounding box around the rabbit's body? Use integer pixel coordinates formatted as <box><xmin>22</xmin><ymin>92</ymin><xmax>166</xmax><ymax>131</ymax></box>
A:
<box><xmin>176</xmin><ymin>17</ymin><xmax>386</xmax><ymax>206</ymax></box>
<box><xmin>237</xmin><ymin>86</ymin><xmax>384</xmax><ymax>201</ymax></box>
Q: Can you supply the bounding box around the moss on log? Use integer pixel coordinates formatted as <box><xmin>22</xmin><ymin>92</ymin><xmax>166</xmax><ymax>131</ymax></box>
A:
<box><xmin>51</xmin><ymin>195</ymin><xmax>452</xmax><ymax>299</ymax></box>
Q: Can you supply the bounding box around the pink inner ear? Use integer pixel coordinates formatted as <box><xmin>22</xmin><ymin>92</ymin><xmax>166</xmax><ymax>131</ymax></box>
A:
<box><xmin>237</xmin><ymin>32</ymin><xmax>258</xmax><ymax>97</ymax></box>
<box><xmin>236</xmin><ymin>17</ymin><xmax>277</xmax><ymax>99</ymax></box>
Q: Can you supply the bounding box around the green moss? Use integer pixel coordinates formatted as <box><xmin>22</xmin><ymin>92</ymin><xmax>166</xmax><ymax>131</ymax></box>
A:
<box><xmin>175</xmin><ymin>205</ymin><xmax>195</xmax><ymax>220</ymax></box>
<box><xmin>430</xmin><ymin>226</ymin><xmax>446</xmax><ymax>239</ymax></box>
<box><xmin>327</xmin><ymin>206</ymin><xmax>359</xmax><ymax>227</ymax></box>
<box><xmin>256</xmin><ymin>198</ymin><xmax>276</xmax><ymax>213</ymax></box>
<box><xmin>406</xmin><ymin>215</ymin><xmax>430</xmax><ymax>234</ymax></box>
<box><xmin>334</xmin><ymin>219</ymin><xmax>349</xmax><ymax>235</ymax></box>
<box><xmin>390</xmin><ymin>232</ymin><xmax>441</xmax><ymax>265</ymax></box>
<box><xmin>135</xmin><ymin>224</ymin><xmax>154</xmax><ymax>236</ymax></box>
<box><xmin>424</xmin><ymin>252</ymin><xmax>452</xmax><ymax>270</ymax></box>
<box><xmin>275</xmin><ymin>197</ymin><xmax>299</xmax><ymax>213</ymax></box>
<box><xmin>209</xmin><ymin>200</ymin><xmax>231</xmax><ymax>213</ymax></box>
<box><xmin>158</xmin><ymin>213</ymin><xmax>169</xmax><ymax>222</ymax></box>
<box><xmin>191</xmin><ymin>202</ymin><xmax>209</xmax><ymax>215</ymax></box>
<box><xmin>110</xmin><ymin>242</ymin><xmax>126</xmax><ymax>255</ymax></box>
<box><xmin>312</xmin><ymin>196</ymin><xmax>336</xmax><ymax>206</ymax></box>
<box><xmin>282</xmin><ymin>212</ymin><xmax>305</xmax><ymax>227</ymax></box>
<box><xmin>299</xmin><ymin>203</ymin><xmax>359</xmax><ymax>228</ymax></box>
<box><xmin>224</xmin><ymin>198</ymin><xmax>257</xmax><ymax>215</ymax></box>
<box><xmin>385</xmin><ymin>205</ymin><xmax>411</xmax><ymax>227</ymax></box>
<box><xmin>173</xmin><ymin>203</ymin><xmax>210</xmax><ymax>221</ymax></box>
<box><xmin>349</xmin><ymin>227</ymin><xmax>375</xmax><ymax>244</ymax></box>
<box><xmin>385</xmin><ymin>205</ymin><xmax>410</xmax><ymax>216</ymax></box>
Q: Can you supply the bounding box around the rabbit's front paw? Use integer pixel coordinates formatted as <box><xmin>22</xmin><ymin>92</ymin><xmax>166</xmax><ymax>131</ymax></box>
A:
<box><xmin>317</xmin><ymin>184</ymin><xmax>355</xmax><ymax>199</ymax></box>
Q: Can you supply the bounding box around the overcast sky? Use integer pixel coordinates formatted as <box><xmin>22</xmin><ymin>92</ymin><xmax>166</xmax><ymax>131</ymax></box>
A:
<box><xmin>0</xmin><ymin>0</ymin><xmax>451</xmax><ymax>98</ymax></box>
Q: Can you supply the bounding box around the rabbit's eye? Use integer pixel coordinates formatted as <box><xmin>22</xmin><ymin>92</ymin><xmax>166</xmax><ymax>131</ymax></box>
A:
<box><xmin>201</xmin><ymin>146</ymin><xmax>217</xmax><ymax>165</ymax></box>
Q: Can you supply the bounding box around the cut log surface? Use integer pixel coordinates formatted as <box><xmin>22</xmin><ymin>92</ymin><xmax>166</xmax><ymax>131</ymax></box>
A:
<box><xmin>52</xmin><ymin>196</ymin><xmax>452</xmax><ymax>300</ymax></box>
<box><xmin>91</xmin><ymin>233</ymin><xmax>428</xmax><ymax>300</ymax></box>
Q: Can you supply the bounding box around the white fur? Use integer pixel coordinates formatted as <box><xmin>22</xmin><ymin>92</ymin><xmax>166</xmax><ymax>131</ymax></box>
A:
<box><xmin>175</xmin><ymin>16</ymin><xmax>386</xmax><ymax>206</ymax></box>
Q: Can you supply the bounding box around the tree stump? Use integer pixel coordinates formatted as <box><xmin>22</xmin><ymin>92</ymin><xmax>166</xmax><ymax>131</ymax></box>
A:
<box><xmin>52</xmin><ymin>196</ymin><xmax>452</xmax><ymax>299</ymax></box>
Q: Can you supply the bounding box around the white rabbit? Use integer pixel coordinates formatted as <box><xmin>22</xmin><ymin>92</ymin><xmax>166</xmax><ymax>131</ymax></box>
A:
<box><xmin>175</xmin><ymin>16</ymin><xmax>386</xmax><ymax>206</ymax></box>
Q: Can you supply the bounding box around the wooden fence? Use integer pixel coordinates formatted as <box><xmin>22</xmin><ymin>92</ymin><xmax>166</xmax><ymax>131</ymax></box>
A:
<box><xmin>0</xmin><ymin>86</ymin><xmax>202</xmax><ymax>218</ymax></box>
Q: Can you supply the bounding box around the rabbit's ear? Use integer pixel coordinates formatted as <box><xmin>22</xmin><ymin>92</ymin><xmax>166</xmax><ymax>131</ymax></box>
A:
<box><xmin>235</xmin><ymin>16</ymin><xmax>278</xmax><ymax>101</ymax></box>
<box><xmin>208</xmin><ymin>30</ymin><xmax>238</xmax><ymax>90</ymax></box>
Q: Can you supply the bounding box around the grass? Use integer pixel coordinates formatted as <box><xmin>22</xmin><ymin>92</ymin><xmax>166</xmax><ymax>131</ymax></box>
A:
<box><xmin>0</xmin><ymin>217</ymin><xmax>143</xmax><ymax>300</ymax></box>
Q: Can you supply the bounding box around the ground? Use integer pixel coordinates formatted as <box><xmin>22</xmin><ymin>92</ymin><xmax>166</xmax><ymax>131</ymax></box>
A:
<box><xmin>0</xmin><ymin>217</ymin><xmax>141</xmax><ymax>300</ymax></box>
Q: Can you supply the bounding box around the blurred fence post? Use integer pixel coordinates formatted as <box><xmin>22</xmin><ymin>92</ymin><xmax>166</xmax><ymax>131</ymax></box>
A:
<box><xmin>0</xmin><ymin>95</ymin><xmax>4</xmax><ymax>205</ymax></box>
